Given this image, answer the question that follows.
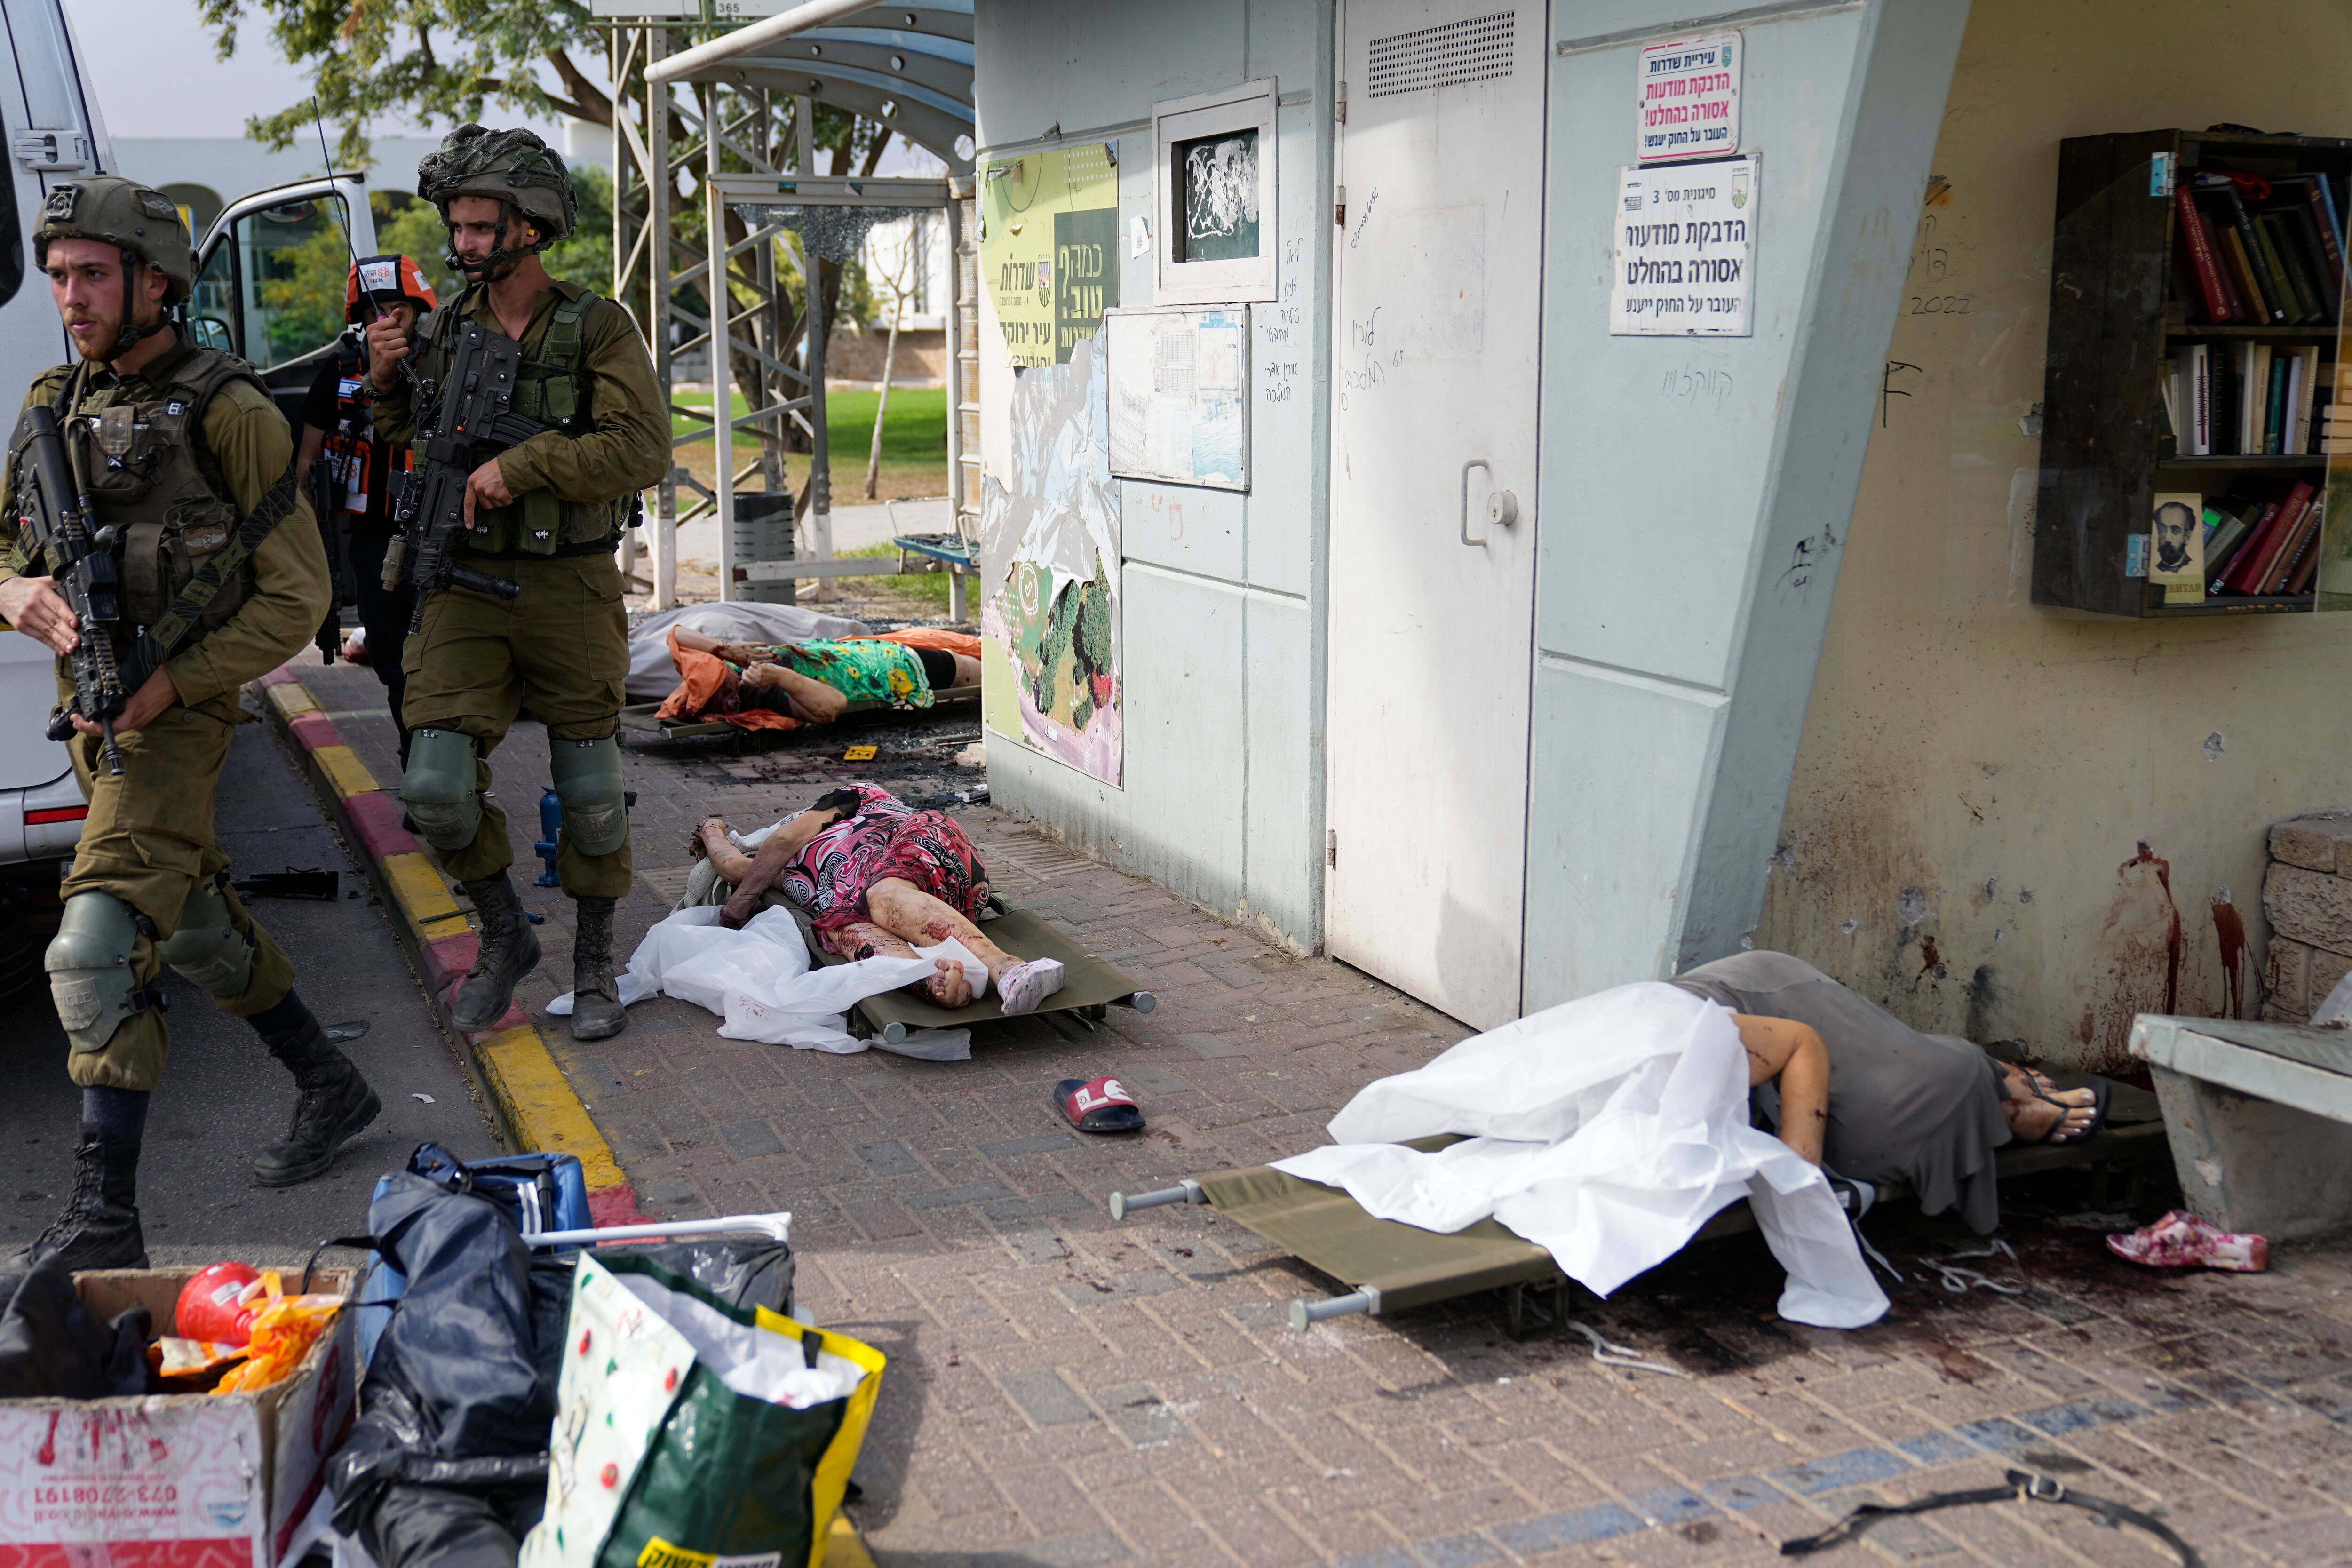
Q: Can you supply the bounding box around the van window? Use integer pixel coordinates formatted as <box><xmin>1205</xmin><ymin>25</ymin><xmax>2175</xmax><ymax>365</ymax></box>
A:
<box><xmin>209</xmin><ymin>193</ymin><xmax>352</xmax><ymax>369</ymax></box>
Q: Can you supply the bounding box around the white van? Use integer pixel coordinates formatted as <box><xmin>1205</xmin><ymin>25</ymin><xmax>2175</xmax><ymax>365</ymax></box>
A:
<box><xmin>0</xmin><ymin>0</ymin><xmax>373</xmax><ymax>920</ymax></box>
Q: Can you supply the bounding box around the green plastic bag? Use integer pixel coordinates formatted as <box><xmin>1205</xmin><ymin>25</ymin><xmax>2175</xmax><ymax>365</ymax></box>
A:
<box><xmin>520</xmin><ymin>1253</ymin><xmax>886</xmax><ymax>1568</ymax></box>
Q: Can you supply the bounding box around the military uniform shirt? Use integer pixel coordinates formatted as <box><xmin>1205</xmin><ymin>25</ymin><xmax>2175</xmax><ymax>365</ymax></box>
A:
<box><xmin>372</xmin><ymin>279</ymin><xmax>667</xmax><ymax>512</ymax></box>
<box><xmin>0</xmin><ymin>337</ymin><xmax>331</xmax><ymax>716</ymax></box>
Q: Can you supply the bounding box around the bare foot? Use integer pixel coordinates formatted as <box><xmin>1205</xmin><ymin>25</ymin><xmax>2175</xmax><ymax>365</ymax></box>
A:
<box><xmin>922</xmin><ymin>957</ymin><xmax>973</xmax><ymax>1006</ymax></box>
<box><xmin>688</xmin><ymin>815</ymin><xmax>729</xmax><ymax>861</ymax></box>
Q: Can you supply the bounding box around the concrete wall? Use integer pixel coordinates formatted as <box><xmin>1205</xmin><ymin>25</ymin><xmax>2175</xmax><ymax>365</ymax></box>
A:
<box><xmin>973</xmin><ymin>0</ymin><xmax>1333</xmax><ymax>948</ymax></box>
<box><xmin>1522</xmin><ymin>0</ymin><xmax>1970</xmax><ymax>1012</ymax></box>
<box><xmin>1757</xmin><ymin>0</ymin><xmax>2352</xmax><ymax>1070</ymax></box>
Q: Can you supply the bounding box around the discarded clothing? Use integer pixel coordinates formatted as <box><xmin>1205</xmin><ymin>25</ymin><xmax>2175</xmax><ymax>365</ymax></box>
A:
<box><xmin>548</xmin><ymin>903</ymin><xmax>985</xmax><ymax>1054</ymax></box>
<box><xmin>1670</xmin><ymin>951</ymin><xmax>2014</xmax><ymax>1234</ymax></box>
<box><xmin>1273</xmin><ymin>981</ymin><xmax>1889</xmax><ymax>1329</ymax></box>
<box><xmin>2107</xmin><ymin>1210</ymin><xmax>2269</xmax><ymax>1272</ymax></box>
<box><xmin>0</xmin><ymin>1255</ymin><xmax>150</xmax><ymax>1398</ymax></box>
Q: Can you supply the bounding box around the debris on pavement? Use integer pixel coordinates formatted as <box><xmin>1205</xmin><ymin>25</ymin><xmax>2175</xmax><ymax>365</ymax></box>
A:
<box><xmin>232</xmin><ymin>867</ymin><xmax>341</xmax><ymax>900</ymax></box>
<box><xmin>2107</xmin><ymin>1208</ymin><xmax>2271</xmax><ymax>1271</ymax></box>
<box><xmin>1562</xmin><ymin>1319</ymin><xmax>1689</xmax><ymax>1377</ymax></box>
<box><xmin>1057</xmin><ymin>1074</ymin><xmax>1145</xmax><ymax>1133</ymax></box>
<box><xmin>1781</xmin><ymin>1467</ymin><xmax>2205</xmax><ymax>1567</ymax></box>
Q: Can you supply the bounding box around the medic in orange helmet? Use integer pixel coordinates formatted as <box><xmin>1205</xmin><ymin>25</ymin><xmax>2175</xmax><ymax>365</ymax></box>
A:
<box><xmin>296</xmin><ymin>254</ymin><xmax>437</xmax><ymax>766</ymax></box>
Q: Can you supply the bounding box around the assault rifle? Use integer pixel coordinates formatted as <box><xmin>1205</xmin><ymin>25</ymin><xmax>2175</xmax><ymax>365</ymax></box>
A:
<box><xmin>18</xmin><ymin>405</ymin><xmax>129</xmax><ymax>775</ymax></box>
<box><xmin>382</xmin><ymin>321</ymin><xmax>537</xmax><ymax>633</ymax></box>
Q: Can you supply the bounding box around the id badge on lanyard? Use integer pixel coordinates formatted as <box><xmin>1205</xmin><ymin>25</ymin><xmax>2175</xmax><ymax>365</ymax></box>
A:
<box><xmin>336</xmin><ymin>379</ymin><xmax>370</xmax><ymax>514</ymax></box>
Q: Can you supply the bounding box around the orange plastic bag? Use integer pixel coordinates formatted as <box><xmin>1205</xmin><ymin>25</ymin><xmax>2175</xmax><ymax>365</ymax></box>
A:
<box><xmin>210</xmin><ymin>1272</ymin><xmax>343</xmax><ymax>1394</ymax></box>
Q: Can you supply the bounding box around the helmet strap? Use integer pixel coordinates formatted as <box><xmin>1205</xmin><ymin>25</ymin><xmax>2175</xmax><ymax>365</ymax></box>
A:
<box><xmin>443</xmin><ymin>196</ymin><xmax>552</xmax><ymax>283</ymax></box>
<box><xmin>110</xmin><ymin>248</ymin><xmax>163</xmax><ymax>359</ymax></box>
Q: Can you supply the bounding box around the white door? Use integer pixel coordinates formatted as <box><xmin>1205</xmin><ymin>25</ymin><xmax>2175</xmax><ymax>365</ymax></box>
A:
<box><xmin>1326</xmin><ymin>0</ymin><xmax>1545</xmax><ymax>1030</ymax></box>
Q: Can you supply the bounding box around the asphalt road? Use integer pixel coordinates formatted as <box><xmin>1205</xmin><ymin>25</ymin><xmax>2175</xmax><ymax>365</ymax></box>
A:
<box><xmin>0</xmin><ymin>700</ymin><xmax>498</xmax><ymax>1270</ymax></box>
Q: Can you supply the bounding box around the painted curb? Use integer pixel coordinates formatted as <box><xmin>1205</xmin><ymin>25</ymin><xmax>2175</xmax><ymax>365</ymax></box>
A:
<box><xmin>252</xmin><ymin>666</ymin><xmax>644</xmax><ymax>1225</ymax></box>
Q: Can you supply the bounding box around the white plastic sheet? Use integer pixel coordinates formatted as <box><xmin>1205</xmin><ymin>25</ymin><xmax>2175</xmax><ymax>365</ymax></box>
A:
<box><xmin>626</xmin><ymin>602</ymin><xmax>874</xmax><ymax>699</ymax></box>
<box><xmin>547</xmin><ymin>905</ymin><xmax>988</xmax><ymax>1056</ymax></box>
<box><xmin>1273</xmin><ymin>981</ymin><xmax>1888</xmax><ymax>1330</ymax></box>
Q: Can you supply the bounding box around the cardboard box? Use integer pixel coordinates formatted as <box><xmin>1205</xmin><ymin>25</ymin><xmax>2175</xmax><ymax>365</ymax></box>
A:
<box><xmin>0</xmin><ymin>1267</ymin><xmax>356</xmax><ymax>1567</ymax></box>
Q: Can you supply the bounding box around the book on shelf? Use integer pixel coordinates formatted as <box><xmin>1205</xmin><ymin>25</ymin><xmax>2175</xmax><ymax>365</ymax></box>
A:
<box><xmin>2265</xmin><ymin>352</ymin><xmax>2289</xmax><ymax>454</ymax></box>
<box><xmin>2203</xmin><ymin>505</ymin><xmax>2250</xmax><ymax>577</ymax></box>
<box><xmin>2197</xmin><ymin>175</ymin><xmax>2291</xmax><ymax>323</ymax></box>
<box><xmin>2288</xmin><ymin>346</ymin><xmax>2321</xmax><ymax>454</ymax></box>
<box><xmin>2261</xmin><ymin>492</ymin><xmax>2324</xmax><ymax>593</ymax></box>
<box><xmin>2226</xmin><ymin>479</ymin><xmax>2316</xmax><ymax>593</ymax></box>
<box><xmin>2280</xmin><ymin>198</ymin><xmax>2339</xmax><ymax>325</ymax></box>
<box><xmin>2287</xmin><ymin>493</ymin><xmax>2330</xmax><ymax>595</ymax></box>
<box><xmin>2209</xmin><ymin>498</ymin><xmax>2274</xmax><ymax>592</ymax></box>
<box><xmin>2174</xmin><ymin>183</ymin><xmax>2236</xmax><ymax>323</ymax></box>
<box><xmin>2257</xmin><ymin>213</ymin><xmax>2317</xmax><ymax>323</ymax></box>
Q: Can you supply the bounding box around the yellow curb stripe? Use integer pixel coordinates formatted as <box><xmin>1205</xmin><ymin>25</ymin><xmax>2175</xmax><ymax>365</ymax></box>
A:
<box><xmin>310</xmin><ymin>743</ymin><xmax>377</xmax><ymax>803</ymax></box>
<box><xmin>825</xmin><ymin>1513</ymin><xmax>877</xmax><ymax>1568</ymax></box>
<box><xmin>382</xmin><ymin>851</ymin><xmax>464</xmax><ymax>928</ymax></box>
<box><xmin>253</xmin><ymin>670</ymin><xmax>633</xmax><ymax>1200</ymax></box>
<box><xmin>263</xmin><ymin>679</ymin><xmax>318</xmax><ymax>720</ymax></box>
<box><xmin>476</xmin><ymin>1025</ymin><xmax>626</xmax><ymax>1191</ymax></box>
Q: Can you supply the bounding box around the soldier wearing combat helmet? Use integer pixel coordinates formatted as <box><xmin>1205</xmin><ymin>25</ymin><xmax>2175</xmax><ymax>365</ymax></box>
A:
<box><xmin>0</xmin><ymin>177</ymin><xmax>374</xmax><ymax>1271</ymax></box>
<box><xmin>368</xmin><ymin>127</ymin><xmax>665</xmax><ymax>1043</ymax></box>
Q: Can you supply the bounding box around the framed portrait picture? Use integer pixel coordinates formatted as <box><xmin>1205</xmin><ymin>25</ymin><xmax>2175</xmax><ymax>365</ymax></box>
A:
<box><xmin>1152</xmin><ymin>79</ymin><xmax>1279</xmax><ymax>304</ymax></box>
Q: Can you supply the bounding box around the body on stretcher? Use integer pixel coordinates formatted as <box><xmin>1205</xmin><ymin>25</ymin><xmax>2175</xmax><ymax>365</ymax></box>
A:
<box><xmin>766</xmin><ymin>894</ymin><xmax>1155</xmax><ymax>1042</ymax></box>
<box><xmin>1110</xmin><ymin>1077</ymin><xmax>2168</xmax><ymax>1337</ymax></box>
<box><xmin>617</xmin><ymin>679</ymin><xmax>982</xmax><ymax>740</ymax></box>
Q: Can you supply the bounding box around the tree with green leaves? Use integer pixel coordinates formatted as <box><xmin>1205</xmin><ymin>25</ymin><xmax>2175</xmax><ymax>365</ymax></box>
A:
<box><xmin>198</xmin><ymin>0</ymin><xmax>615</xmax><ymax>165</ymax></box>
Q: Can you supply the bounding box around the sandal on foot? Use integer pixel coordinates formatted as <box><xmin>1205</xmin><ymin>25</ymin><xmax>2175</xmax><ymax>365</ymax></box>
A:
<box><xmin>997</xmin><ymin>956</ymin><xmax>1066</xmax><ymax>1015</ymax></box>
<box><xmin>1057</xmin><ymin>1075</ymin><xmax>1144</xmax><ymax>1133</ymax></box>
<box><xmin>2022</xmin><ymin>1077</ymin><xmax>2110</xmax><ymax>1146</ymax></box>
<box><xmin>2107</xmin><ymin>1210</ymin><xmax>2269</xmax><ymax>1272</ymax></box>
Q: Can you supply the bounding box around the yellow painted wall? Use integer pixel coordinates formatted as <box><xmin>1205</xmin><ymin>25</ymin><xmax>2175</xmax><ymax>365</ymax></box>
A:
<box><xmin>1759</xmin><ymin>0</ymin><xmax>2352</xmax><ymax>1069</ymax></box>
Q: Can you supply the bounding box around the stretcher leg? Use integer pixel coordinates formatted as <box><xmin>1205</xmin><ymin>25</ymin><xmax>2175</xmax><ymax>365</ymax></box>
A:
<box><xmin>1289</xmin><ymin>1288</ymin><xmax>1379</xmax><ymax>1330</ymax></box>
<box><xmin>1107</xmin><ymin>1178</ymin><xmax>1204</xmax><ymax>1221</ymax></box>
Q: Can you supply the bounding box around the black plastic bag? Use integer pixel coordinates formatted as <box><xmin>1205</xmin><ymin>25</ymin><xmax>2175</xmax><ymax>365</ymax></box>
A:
<box><xmin>0</xmin><ymin>1255</ymin><xmax>149</xmax><ymax>1398</ymax></box>
<box><xmin>329</xmin><ymin>1173</ymin><xmax>569</xmax><ymax>1567</ymax></box>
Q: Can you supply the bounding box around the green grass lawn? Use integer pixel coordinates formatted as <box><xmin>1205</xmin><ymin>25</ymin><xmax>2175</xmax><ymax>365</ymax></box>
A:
<box><xmin>673</xmin><ymin>387</ymin><xmax>948</xmax><ymax>472</ymax></box>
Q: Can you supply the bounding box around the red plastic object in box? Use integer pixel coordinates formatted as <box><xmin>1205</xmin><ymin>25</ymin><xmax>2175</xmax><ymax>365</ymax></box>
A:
<box><xmin>175</xmin><ymin>1261</ymin><xmax>263</xmax><ymax>1345</ymax></box>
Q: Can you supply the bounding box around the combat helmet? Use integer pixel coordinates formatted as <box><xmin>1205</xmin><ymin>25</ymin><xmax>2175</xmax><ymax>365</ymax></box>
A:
<box><xmin>34</xmin><ymin>176</ymin><xmax>194</xmax><ymax>354</ymax></box>
<box><xmin>417</xmin><ymin>125</ymin><xmax>575</xmax><ymax>277</ymax></box>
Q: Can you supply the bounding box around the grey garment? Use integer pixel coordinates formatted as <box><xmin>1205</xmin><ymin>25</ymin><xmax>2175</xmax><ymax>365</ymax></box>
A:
<box><xmin>1670</xmin><ymin>951</ymin><xmax>2012</xmax><ymax>1234</ymax></box>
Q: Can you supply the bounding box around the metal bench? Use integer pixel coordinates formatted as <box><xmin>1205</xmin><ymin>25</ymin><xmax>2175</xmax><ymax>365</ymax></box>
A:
<box><xmin>2133</xmin><ymin>1014</ymin><xmax>2352</xmax><ymax>1238</ymax></box>
<box><xmin>893</xmin><ymin>533</ymin><xmax>978</xmax><ymax>621</ymax></box>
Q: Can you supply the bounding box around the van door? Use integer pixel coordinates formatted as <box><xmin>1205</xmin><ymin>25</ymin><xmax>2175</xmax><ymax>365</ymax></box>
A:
<box><xmin>192</xmin><ymin>175</ymin><xmax>378</xmax><ymax>421</ymax></box>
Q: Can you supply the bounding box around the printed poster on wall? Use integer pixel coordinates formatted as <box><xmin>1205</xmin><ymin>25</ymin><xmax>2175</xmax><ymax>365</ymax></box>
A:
<box><xmin>1608</xmin><ymin>157</ymin><xmax>1756</xmax><ymax>337</ymax></box>
<box><xmin>980</xmin><ymin>142</ymin><xmax>1121</xmax><ymax>368</ymax></box>
<box><xmin>978</xmin><ymin>141</ymin><xmax>1127</xmax><ymax>786</ymax></box>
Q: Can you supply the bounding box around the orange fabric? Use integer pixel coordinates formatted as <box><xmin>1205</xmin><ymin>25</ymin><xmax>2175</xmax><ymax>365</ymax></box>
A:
<box><xmin>653</xmin><ymin>629</ymin><xmax>802</xmax><ymax>732</ymax></box>
<box><xmin>854</xmin><ymin>628</ymin><xmax>983</xmax><ymax>659</ymax></box>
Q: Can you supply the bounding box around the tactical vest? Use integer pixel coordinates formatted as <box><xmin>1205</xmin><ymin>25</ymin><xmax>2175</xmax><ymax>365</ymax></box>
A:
<box><xmin>413</xmin><ymin>285</ymin><xmax>624</xmax><ymax>556</ymax></box>
<box><xmin>322</xmin><ymin>336</ymin><xmax>407</xmax><ymax>536</ymax></box>
<box><xmin>9</xmin><ymin>348</ymin><xmax>266</xmax><ymax>644</ymax></box>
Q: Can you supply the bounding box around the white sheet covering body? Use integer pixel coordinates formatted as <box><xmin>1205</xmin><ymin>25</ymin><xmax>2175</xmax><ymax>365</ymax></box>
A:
<box><xmin>547</xmin><ymin>905</ymin><xmax>985</xmax><ymax>1058</ymax></box>
<box><xmin>1273</xmin><ymin>982</ymin><xmax>1888</xmax><ymax>1329</ymax></box>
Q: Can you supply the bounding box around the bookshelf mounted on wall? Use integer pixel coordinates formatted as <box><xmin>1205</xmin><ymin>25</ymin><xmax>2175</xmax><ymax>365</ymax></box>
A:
<box><xmin>2034</xmin><ymin>128</ymin><xmax>2351</xmax><ymax>617</ymax></box>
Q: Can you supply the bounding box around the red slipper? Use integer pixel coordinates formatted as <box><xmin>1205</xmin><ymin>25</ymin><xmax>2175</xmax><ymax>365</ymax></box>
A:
<box><xmin>1055</xmin><ymin>1075</ymin><xmax>1144</xmax><ymax>1134</ymax></box>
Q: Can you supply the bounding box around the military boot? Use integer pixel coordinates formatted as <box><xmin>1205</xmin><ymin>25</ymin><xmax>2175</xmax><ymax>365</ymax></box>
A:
<box><xmin>255</xmin><ymin>1007</ymin><xmax>381</xmax><ymax>1187</ymax></box>
<box><xmin>453</xmin><ymin>873</ymin><xmax>540</xmax><ymax>1032</ymax></box>
<box><xmin>569</xmin><ymin>894</ymin><xmax>628</xmax><ymax>1042</ymax></box>
<box><xmin>23</xmin><ymin>1128</ymin><xmax>147</xmax><ymax>1271</ymax></box>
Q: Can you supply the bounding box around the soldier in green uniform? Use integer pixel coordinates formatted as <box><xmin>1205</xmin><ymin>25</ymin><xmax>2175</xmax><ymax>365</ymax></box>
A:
<box><xmin>367</xmin><ymin>127</ymin><xmax>665</xmax><ymax>1042</ymax></box>
<box><xmin>0</xmin><ymin>178</ymin><xmax>378</xmax><ymax>1270</ymax></box>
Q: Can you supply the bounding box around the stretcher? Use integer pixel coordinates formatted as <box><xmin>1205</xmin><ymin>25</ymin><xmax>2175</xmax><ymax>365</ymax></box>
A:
<box><xmin>616</xmin><ymin>680</ymin><xmax>982</xmax><ymax>740</ymax></box>
<box><xmin>1110</xmin><ymin>1075</ymin><xmax>2166</xmax><ymax>1337</ymax></box>
<box><xmin>768</xmin><ymin>894</ymin><xmax>1155</xmax><ymax>1042</ymax></box>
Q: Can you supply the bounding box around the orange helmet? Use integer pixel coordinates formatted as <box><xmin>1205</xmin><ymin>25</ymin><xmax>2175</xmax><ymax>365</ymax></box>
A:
<box><xmin>345</xmin><ymin>253</ymin><xmax>436</xmax><ymax>324</ymax></box>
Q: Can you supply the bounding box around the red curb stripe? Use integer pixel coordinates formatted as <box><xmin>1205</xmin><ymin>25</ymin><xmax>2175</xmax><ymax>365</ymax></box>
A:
<box><xmin>422</xmin><ymin>931</ymin><xmax>477</xmax><ymax>993</ymax></box>
<box><xmin>588</xmin><ymin>1185</ymin><xmax>651</xmax><ymax>1226</ymax></box>
<box><xmin>254</xmin><ymin>666</ymin><xmax>294</xmax><ymax>690</ymax></box>
<box><xmin>286</xmin><ymin>710</ymin><xmax>345</xmax><ymax>751</ymax></box>
<box><xmin>344</xmin><ymin>791</ymin><xmax>421</xmax><ymax>860</ymax></box>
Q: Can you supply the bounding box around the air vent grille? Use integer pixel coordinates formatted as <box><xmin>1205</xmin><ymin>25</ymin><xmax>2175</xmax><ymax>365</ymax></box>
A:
<box><xmin>1367</xmin><ymin>11</ymin><xmax>1515</xmax><ymax>98</ymax></box>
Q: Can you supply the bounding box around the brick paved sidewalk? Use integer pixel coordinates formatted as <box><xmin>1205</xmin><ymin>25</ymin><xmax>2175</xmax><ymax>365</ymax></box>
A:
<box><xmin>292</xmin><ymin>646</ymin><xmax>2352</xmax><ymax>1568</ymax></box>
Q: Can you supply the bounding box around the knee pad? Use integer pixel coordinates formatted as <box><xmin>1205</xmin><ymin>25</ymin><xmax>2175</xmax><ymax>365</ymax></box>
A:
<box><xmin>46</xmin><ymin>891</ymin><xmax>153</xmax><ymax>1053</ymax></box>
<box><xmin>402</xmin><ymin>727</ymin><xmax>481</xmax><ymax>852</ymax></box>
<box><xmin>551</xmin><ymin>735</ymin><xmax>629</xmax><ymax>856</ymax></box>
<box><xmin>156</xmin><ymin>877</ymin><xmax>255</xmax><ymax>999</ymax></box>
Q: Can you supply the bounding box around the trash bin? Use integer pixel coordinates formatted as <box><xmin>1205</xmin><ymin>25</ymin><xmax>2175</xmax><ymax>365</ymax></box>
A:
<box><xmin>732</xmin><ymin>492</ymin><xmax>795</xmax><ymax>605</ymax></box>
